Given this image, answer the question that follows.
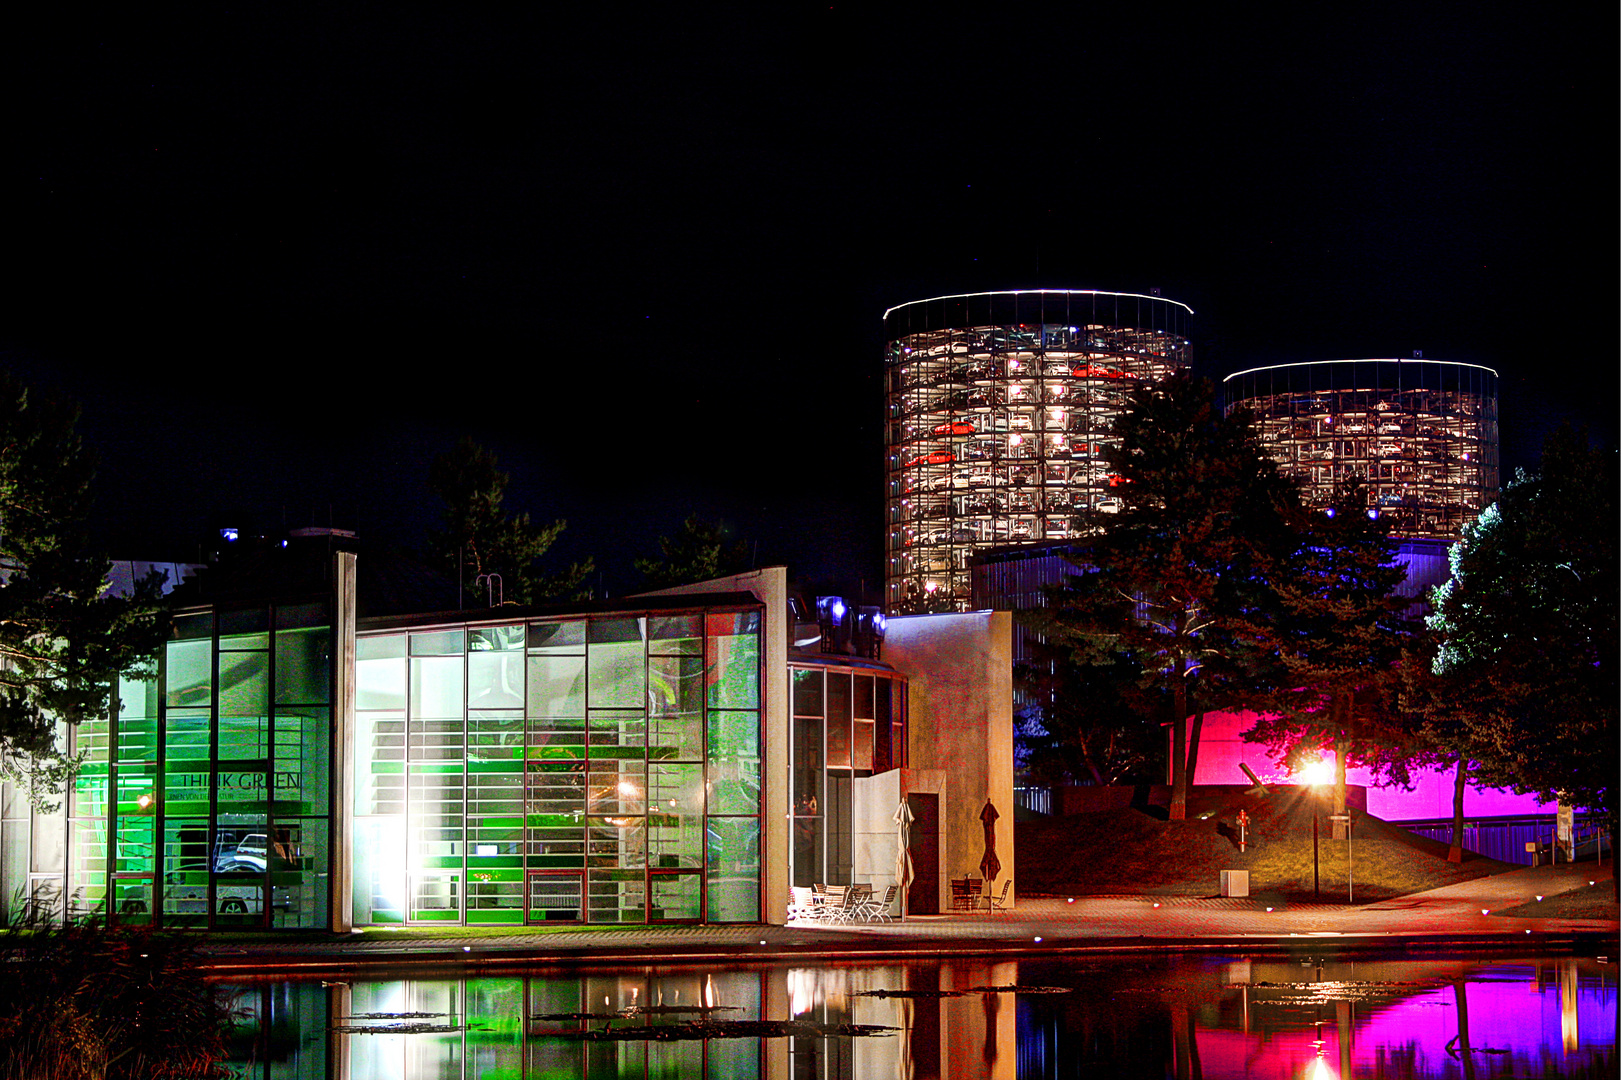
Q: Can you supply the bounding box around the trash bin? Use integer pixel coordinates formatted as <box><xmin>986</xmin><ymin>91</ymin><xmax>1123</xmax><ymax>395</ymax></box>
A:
<box><xmin>1220</xmin><ymin>870</ymin><xmax>1249</xmax><ymax>898</ymax></box>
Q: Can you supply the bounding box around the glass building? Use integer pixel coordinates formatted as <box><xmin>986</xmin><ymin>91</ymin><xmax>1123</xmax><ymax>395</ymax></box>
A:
<box><xmin>1223</xmin><ymin>359</ymin><xmax>1500</xmax><ymax>539</ymax></box>
<box><xmin>73</xmin><ymin>600</ymin><xmax>336</xmax><ymax>930</ymax></box>
<box><xmin>351</xmin><ymin>606</ymin><xmax>764</xmax><ymax>926</ymax></box>
<box><xmin>786</xmin><ymin>656</ymin><xmax>907</xmax><ymax>890</ymax></box>
<box><xmin>884</xmin><ymin>290</ymin><xmax>1191</xmax><ymax>612</ymax></box>
<box><xmin>0</xmin><ymin>559</ymin><xmax>1022</xmax><ymax>931</ymax></box>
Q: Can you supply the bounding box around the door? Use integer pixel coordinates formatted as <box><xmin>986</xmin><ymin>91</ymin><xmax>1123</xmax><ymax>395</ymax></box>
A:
<box><xmin>906</xmin><ymin>793</ymin><xmax>939</xmax><ymax>915</ymax></box>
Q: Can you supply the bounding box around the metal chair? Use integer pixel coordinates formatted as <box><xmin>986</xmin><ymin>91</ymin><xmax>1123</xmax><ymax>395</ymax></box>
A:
<box><xmin>984</xmin><ymin>880</ymin><xmax>1011</xmax><ymax>913</ymax></box>
<box><xmin>857</xmin><ymin>885</ymin><xmax>900</xmax><ymax>922</ymax></box>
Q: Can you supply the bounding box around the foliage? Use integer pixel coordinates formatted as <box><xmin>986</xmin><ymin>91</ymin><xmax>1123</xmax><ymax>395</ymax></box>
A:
<box><xmin>428</xmin><ymin>437</ymin><xmax>593</xmax><ymax>606</ymax></box>
<box><xmin>1423</xmin><ymin>427</ymin><xmax>1617</xmax><ymax>823</ymax></box>
<box><xmin>0</xmin><ymin>374</ymin><xmax>168</xmax><ymax>811</ymax></box>
<box><xmin>634</xmin><ymin>514</ymin><xmax>752</xmax><ymax>590</ymax></box>
<box><xmin>1398</xmin><ymin>629</ymin><xmax>1498</xmax><ymax>859</ymax></box>
<box><xmin>1033</xmin><ymin>372</ymin><xmax>1299</xmax><ymax>816</ymax></box>
<box><xmin>1012</xmin><ymin>630</ymin><xmax>1161</xmax><ymax>788</ymax></box>
<box><xmin>1243</xmin><ymin>482</ymin><xmax>1417</xmax><ymax>819</ymax></box>
<box><xmin>0</xmin><ymin>900</ymin><xmax>236</xmax><ymax>1078</ymax></box>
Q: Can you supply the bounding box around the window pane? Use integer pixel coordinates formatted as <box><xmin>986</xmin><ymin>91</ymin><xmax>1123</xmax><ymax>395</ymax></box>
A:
<box><xmin>588</xmin><ymin>759</ymin><xmax>646</xmax><ymax>815</ymax></box>
<box><xmin>219</xmin><ymin>650</ymin><xmax>269</xmax><ymax>716</ymax></box>
<box><xmin>165</xmin><ymin>638</ymin><xmax>211</xmax><ymax>709</ymax></box>
<box><xmin>791</xmin><ymin>668</ymin><xmax>822</xmax><ymax>717</ymax></box>
<box><xmin>468</xmin><ymin>650</ymin><xmax>524</xmax><ymax>710</ymax></box>
<box><xmin>707</xmin><ymin>710</ymin><xmax>759</xmax><ymax>816</ymax></box>
<box><xmin>274</xmin><ymin>626</ymin><xmax>330</xmax><ymax>705</ymax></box>
<box><xmin>356</xmin><ymin>712</ymin><xmax>404</xmax><ymax>816</ymax></box>
<box><xmin>163</xmin><ymin>708</ymin><xmax>209</xmax><ymax>771</ymax></box>
<box><xmin>409</xmin><ymin>767</ymin><xmax>464</xmax><ymax>862</ymax></box>
<box><xmin>648</xmin><ymin>655</ymin><xmax>703</xmax><ymax>761</ymax></box>
<box><xmin>411</xmin><ymin>630</ymin><xmax>465</xmax><ymax>656</ymax></box>
<box><xmin>706</xmin><ymin>627</ymin><xmax>758</xmax><ymax>710</ymax></box>
<box><xmin>272</xmin><ymin>819</ymin><xmax>327</xmax><ymax>928</ymax></box>
<box><xmin>587</xmin><ymin>819</ymin><xmax>647</xmax><ymax>872</ymax></box>
<box><xmin>648</xmin><ymin>616</ymin><xmax>702</xmax><ymax>655</ymax></box>
<box><xmin>854</xmin><ymin>719</ymin><xmax>874</xmax><ymax>772</ymax></box>
<box><xmin>411</xmin><ymin>656</ymin><xmax>464</xmax><ymax>719</ymax></box>
<box><xmin>586</xmin><ymin>867</ymin><xmax>645</xmax><ymax>924</ymax></box>
<box><xmin>650</xmin><ymin>874</ymin><xmax>701</xmax><ymax>921</ymax></box>
<box><xmin>275</xmin><ymin>708</ymin><xmax>328</xmax><ymax>814</ymax></box>
<box><xmin>469</xmin><ymin>624</ymin><xmax>524</xmax><ymax>652</ymax></box>
<box><xmin>528</xmin><ymin>654</ymin><xmax>585</xmax><ymax>718</ymax></box>
<box><xmin>357</xmin><ymin>654</ymin><xmax>406</xmax><ymax>711</ymax></box>
<box><xmin>161</xmin><ymin>817</ymin><xmax>213</xmax><ymax>927</ymax></box>
<box><xmin>588</xmin><ymin>710</ymin><xmax>645</xmax><ymax>758</ymax></box>
<box><xmin>706</xmin><ymin>817</ymin><xmax>759</xmax><ymax>922</ymax></box>
<box><xmin>854</xmin><ymin>674</ymin><xmax>874</xmax><ymax>719</ymax></box>
<box><xmin>357</xmin><ymin>634</ymin><xmax>406</xmax><ymax>661</ymax></box>
<box><xmin>826</xmin><ymin>713</ymin><xmax>850</xmax><ymax>771</ymax></box>
<box><xmin>647</xmin><ymin>763</ymin><xmax>703</xmax><ymax>869</ymax></box>
<box><xmin>588</xmin><ymin>639</ymin><xmax>646</xmax><ymax>708</ymax></box>
<box><xmin>469</xmin><ymin>709</ymin><xmax>523</xmax><ymax>763</ymax></box>
<box><xmin>410</xmin><ymin>719</ymin><xmax>465</xmax><ymax>762</ymax></box>
<box><xmin>527</xmin><ymin>620</ymin><xmax>585</xmax><ymax>653</ymax></box>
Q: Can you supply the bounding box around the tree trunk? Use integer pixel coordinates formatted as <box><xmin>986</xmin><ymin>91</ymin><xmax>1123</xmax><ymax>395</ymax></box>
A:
<box><xmin>1448</xmin><ymin>758</ymin><xmax>1467</xmax><ymax>863</ymax></box>
<box><xmin>1169</xmin><ymin>653</ymin><xmax>1188</xmax><ymax>821</ymax></box>
<box><xmin>1186</xmin><ymin>711</ymin><xmax>1205</xmax><ymax>793</ymax></box>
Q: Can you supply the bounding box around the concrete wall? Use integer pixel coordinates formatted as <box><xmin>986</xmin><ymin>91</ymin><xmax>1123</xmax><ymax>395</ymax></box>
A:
<box><xmin>882</xmin><ymin>610</ymin><xmax>1014</xmax><ymax>908</ymax></box>
<box><xmin>635</xmin><ymin>567</ymin><xmax>791</xmax><ymax>924</ymax></box>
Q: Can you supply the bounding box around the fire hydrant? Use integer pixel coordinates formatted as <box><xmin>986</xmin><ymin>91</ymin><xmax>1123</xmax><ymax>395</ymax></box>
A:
<box><xmin>1236</xmin><ymin>809</ymin><xmax>1250</xmax><ymax>853</ymax></box>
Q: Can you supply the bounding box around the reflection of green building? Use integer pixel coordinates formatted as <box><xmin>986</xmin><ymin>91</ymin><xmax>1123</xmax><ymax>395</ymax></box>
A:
<box><xmin>3</xmin><ymin>546</ymin><xmax>1011</xmax><ymax>929</ymax></box>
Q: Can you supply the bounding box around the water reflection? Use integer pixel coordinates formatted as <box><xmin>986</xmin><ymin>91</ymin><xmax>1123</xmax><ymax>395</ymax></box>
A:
<box><xmin>219</xmin><ymin>955</ymin><xmax>1616</xmax><ymax>1079</ymax></box>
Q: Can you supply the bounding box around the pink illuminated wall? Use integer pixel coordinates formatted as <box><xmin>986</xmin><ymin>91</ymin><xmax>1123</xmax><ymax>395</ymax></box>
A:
<box><xmin>1193</xmin><ymin>708</ymin><xmax>1550</xmax><ymax>821</ymax></box>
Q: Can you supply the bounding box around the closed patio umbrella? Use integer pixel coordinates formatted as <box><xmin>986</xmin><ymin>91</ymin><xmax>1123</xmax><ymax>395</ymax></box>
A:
<box><xmin>893</xmin><ymin>798</ymin><xmax>914</xmax><ymax>918</ymax></box>
<box><xmin>978</xmin><ymin>799</ymin><xmax>1001</xmax><ymax>884</ymax></box>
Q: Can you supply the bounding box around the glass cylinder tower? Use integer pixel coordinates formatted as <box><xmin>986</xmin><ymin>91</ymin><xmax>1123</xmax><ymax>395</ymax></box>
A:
<box><xmin>1222</xmin><ymin>359</ymin><xmax>1500</xmax><ymax>540</ymax></box>
<box><xmin>884</xmin><ymin>290</ymin><xmax>1192</xmax><ymax>613</ymax></box>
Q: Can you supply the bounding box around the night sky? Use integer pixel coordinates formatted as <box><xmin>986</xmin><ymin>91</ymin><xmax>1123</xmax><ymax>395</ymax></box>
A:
<box><xmin>4</xmin><ymin>5</ymin><xmax>1612</xmax><ymax>596</ymax></box>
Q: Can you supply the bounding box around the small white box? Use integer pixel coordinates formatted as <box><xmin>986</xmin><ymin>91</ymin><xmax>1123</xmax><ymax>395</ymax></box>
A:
<box><xmin>1220</xmin><ymin>870</ymin><xmax>1249</xmax><ymax>898</ymax></box>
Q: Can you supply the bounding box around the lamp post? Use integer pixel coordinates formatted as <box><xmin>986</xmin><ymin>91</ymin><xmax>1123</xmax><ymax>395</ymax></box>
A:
<box><xmin>1330</xmin><ymin>812</ymin><xmax>1353</xmax><ymax>903</ymax></box>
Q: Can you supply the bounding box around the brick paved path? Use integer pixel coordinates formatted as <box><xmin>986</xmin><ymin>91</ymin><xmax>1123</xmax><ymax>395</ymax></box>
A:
<box><xmin>196</xmin><ymin>862</ymin><xmax>1616</xmax><ymax>975</ymax></box>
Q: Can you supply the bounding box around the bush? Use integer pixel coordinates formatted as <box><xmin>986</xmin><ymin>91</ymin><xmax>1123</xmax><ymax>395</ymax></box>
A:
<box><xmin>0</xmin><ymin>899</ymin><xmax>235</xmax><ymax>1079</ymax></box>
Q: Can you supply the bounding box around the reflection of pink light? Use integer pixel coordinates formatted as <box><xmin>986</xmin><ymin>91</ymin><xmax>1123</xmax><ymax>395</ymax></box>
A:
<box><xmin>1192</xmin><ymin>968</ymin><xmax>1617</xmax><ymax>1077</ymax></box>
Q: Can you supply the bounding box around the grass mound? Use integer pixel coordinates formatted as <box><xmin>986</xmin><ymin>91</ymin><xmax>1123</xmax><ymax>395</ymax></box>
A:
<box><xmin>1016</xmin><ymin>788</ymin><xmax>1516</xmax><ymax>904</ymax></box>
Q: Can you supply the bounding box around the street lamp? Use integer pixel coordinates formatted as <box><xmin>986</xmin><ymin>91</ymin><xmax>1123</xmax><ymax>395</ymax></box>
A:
<box><xmin>1298</xmin><ymin>757</ymin><xmax>1335</xmax><ymax>900</ymax></box>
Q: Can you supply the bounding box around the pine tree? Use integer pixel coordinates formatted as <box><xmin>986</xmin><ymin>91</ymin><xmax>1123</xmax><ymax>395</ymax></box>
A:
<box><xmin>633</xmin><ymin>514</ymin><xmax>751</xmax><ymax>590</ymax></box>
<box><xmin>427</xmin><ymin>438</ymin><xmax>593</xmax><ymax>606</ymax></box>
<box><xmin>0</xmin><ymin>374</ymin><xmax>168</xmax><ymax>810</ymax></box>
<box><xmin>1243</xmin><ymin>482</ymin><xmax>1415</xmax><ymax>836</ymax></box>
<box><xmin>1035</xmin><ymin>372</ymin><xmax>1298</xmax><ymax>818</ymax></box>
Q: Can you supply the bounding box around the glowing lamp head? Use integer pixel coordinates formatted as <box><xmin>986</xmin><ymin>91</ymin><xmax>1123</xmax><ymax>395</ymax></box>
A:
<box><xmin>136</xmin><ymin>794</ymin><xmax>153</xmax><ymax>810</ymax></box>
<box><xmin>1297</xmin><ymin>757</ymin><xmax>1335</xmax><ymax>786</ymax></box>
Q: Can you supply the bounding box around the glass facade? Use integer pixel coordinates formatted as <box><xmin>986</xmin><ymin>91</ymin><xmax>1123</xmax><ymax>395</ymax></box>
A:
<box><xmin>64</xmin><ymin>603</ymin><xmax>334</xmax><ymax>929</ymax></box>
<box><xmin>788</xmin><ymin>660</ymin><xmax>907</xmax><ymax>888</ymax></box>
<box><xmin>353</xmin><ymin>607</ymin><xmax>763</xmax><ymax>926</ymax></box>
<box><xmin>884</xmin><ymin>290</ymin><xmax>1192</xmax><ymax>612</ymax></box>
<box><xmin>1223</xmin><ymin>360</ymin><xmax>1500</xmax><ymax>539</ymax></box>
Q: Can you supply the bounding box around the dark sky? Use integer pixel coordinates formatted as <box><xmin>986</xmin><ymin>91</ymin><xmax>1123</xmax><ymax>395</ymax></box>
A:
<box><xmin>3</xmin><ymin>5</ymin><xmax>1612</xmax><ymax>595</ymax></box>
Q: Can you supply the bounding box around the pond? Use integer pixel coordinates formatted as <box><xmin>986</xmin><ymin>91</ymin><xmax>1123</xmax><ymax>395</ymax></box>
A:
<box><xmin>219</xmin><ymin>952</ymin><xmax>1616</xmax><ymax>1079</ymax></box>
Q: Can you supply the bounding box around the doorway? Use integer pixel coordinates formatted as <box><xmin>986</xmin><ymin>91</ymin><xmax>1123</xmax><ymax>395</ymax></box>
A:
<box><xmin>906</xmin><ymin>793</ymin><xmax>939</xmax><ymax>914</ymax></box>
